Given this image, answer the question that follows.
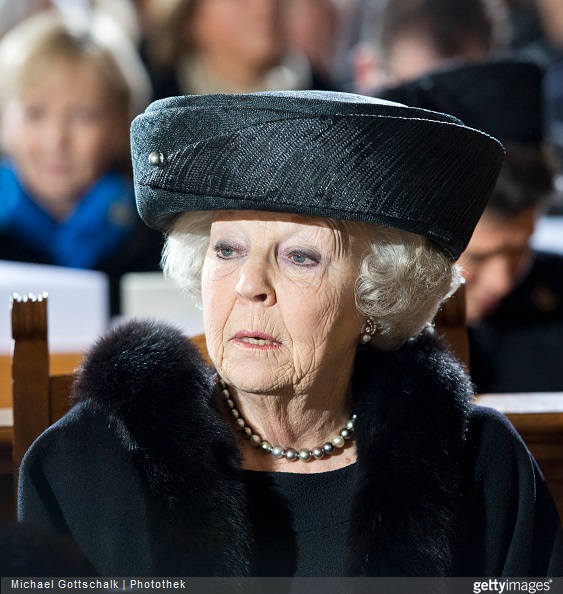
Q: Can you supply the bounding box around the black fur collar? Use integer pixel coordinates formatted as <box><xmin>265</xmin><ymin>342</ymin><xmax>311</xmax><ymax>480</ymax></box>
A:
<box><xmin>72</xmin><ymin>320</ymin><xmax>472</xmax><ymax>576</ymax></box>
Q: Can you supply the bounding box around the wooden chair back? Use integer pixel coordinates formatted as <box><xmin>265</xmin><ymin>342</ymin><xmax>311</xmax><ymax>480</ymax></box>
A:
<box><xmin>11</xmin><ymin>294</ymin><xmax>74</xmax><ymax>480</ymax></box>
<box><xmin>10</xmin><ymin>293</ymin><xmax>211</xmax><ymax>491</ymax></box>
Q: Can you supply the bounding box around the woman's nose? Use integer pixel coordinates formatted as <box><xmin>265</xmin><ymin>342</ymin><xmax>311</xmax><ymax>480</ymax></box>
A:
<box><xmin>235</xmin><ymin>258</ymin><xmax>276</xmax><ymax>306</ymax></box>
<box><xmin>43</xmin><ymin>116</ymin><xmax>70</xmax><ymax>151</ymax></box>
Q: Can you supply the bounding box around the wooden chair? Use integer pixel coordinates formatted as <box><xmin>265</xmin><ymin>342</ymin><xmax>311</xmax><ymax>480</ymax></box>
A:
<box><xmin>9</xmin><ymin>293</ymin><xmax>211</xmax><ymax>496</ymax></box>
<box><xmin>11</xmin><ymin>293</ymin><xmax>73</xmax><ymax>481</ymax></box>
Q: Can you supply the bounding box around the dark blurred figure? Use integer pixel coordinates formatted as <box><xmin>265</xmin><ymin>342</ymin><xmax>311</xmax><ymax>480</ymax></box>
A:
<box><xmin>140</xmin><ymin>0</ymin><xmax>315</xmax><ymax>100</ymax></box>
<box><xmin>0</xmin><ymin>11</ymin><xmax>162</xmax><ymax>315</ymax></box>
<box><xmin>378</xmin><ymin>58</ymin><xmax>563</xmax><ymax>393</ymax></box>
<box><xmin>352</xmin><ymin>0</ymin><xmax>509</xmax><ymax>92</ymax></box>
<box><xmin>514</xmin><ymin>0</ymin><xmax>563</xmax><ymax>178</ymax></box>
<box><xmin>0</xmin><ymin>521</ymin><xmax>96</xmax><ymax>576</ymax></box>
<box><xmin>281</xmin><ymin>0</ymin><xmax>344</xmax><ymax>90</ymax></box>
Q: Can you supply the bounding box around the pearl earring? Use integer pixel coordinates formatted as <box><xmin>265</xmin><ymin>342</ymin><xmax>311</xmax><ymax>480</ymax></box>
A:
<box><xmin>360</xmin><ymin>316</ymin><xmax>377</xmax><ymax>344</ymax></box>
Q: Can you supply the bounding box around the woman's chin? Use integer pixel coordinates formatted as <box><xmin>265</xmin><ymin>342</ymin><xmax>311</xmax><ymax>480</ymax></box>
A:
<box><xmin>219</xmin><ymin>361</ymin><xmax>291</xmax><ymax>397</ymax></box>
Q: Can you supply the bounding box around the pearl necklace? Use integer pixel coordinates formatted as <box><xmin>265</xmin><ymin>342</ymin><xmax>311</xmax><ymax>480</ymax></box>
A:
<box><xmin>216</xmin><ymin>376</ymin><xmax>356</xmax><ymax>462</ymax></box>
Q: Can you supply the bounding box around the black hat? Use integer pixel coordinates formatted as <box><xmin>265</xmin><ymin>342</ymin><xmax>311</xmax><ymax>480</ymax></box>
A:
<box><xmin>377</xmin><ymin>58</ymin><xmax>545</xmax><ymax>144</ymax></box>
<box><xmin>130</xmin><ymin>90</ymin><xmax>504</xmax><ymax>260</ymax></box>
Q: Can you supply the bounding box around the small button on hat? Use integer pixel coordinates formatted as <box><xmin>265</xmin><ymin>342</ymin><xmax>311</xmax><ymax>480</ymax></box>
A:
<box><xmin>130</xmin><ymin>90</ymin><xmax>504</xmax><ymax>260</ymax></box>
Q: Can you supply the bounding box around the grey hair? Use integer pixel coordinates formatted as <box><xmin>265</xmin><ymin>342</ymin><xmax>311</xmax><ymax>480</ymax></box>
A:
<box><xmin>161</xmin><ymin>210</ymin><xmax>214</xmax><ymax>302</ymax></box>
<box><xmin>354</xmin><ymin>223</ymin><xmax>461</xmax><ymax>349</ymax></box>
<box><xmin>162</xmin><ymin>211</ymin><xmax>461</xmax><ymax>350</ymax></box>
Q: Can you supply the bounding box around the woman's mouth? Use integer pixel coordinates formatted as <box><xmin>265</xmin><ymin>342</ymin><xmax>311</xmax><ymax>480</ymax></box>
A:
<box><xmin>233</xmin><ymin>331</ymin><xmax>281</xmax><ymax>349</ymax></box>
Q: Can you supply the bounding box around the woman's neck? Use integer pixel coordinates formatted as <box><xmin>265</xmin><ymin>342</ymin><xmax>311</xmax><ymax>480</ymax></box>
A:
<box><xmin>180</xmin><ymin>53</ymin><xmax>270</xmax><ymax>95</ymax></box>
<box><xmin>217</xmin><ymin>370</ymin><xmax>357</xmax><ymax>474</ymax></box>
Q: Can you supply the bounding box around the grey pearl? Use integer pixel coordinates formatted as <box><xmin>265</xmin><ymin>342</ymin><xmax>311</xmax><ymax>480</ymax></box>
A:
<box><xmin>323</xmin><ymin>442</ymin><xmax>335</xmax><ymax>454</ymax></box>
<box><xmin>312</xmin><ymin>447</ymin><xmax>324</xmax><ymax>459</ymax></box>
<box><xmin>285</xmin><ymin>448</ymin><xmax>298</xmax><ymax>461</ymax></box>
<box><xmin>340</xmin><ymin>428</ymin><xmax>352</xmax><ymax>440</ymax></box>
<box><xmin>360</xmin><ymin>333</ymin><xmax>372</xmax><ymax>344</ymax></box>
<box><xmin>235</xmin><ymin>418</ymin><xmax>245</xmax><ymax>429</ymax></box>
<box><xmin>298</xmin><ymin>449</ymin><xmax>312</xmax><ymax>461</ymax></box>
<box><xmin>230</xmin><ymin>409</ymin><xmax>240</xmax><ymax>419</ymax></box>
<box><xmin>148</xmin><ymin>151</ymin><xmax>164</xmax><ymax>166</ymax></box>
<box><xmin>250</xmin><ymin>435</ymin><xmax>262</xmax><ymax>447</ymax></box>
<box><xmin>221</xmin><ymin>389</ymin><xmax>230</xmax><ymax>400</ymax></box>
<box><xmin>272</xmin><ymin>445</ymin><xmax>285</xmax><ymax>458</ymax></box>
<box><xmin>243</xmin><ymin>426</ymin><xmax>253</xmax><ymax>437</ymax></box>
<box><xmin>345</xmin><ymin>420</ymin><xmax>355</xmax><ymax>431</ymax></box>
<box><xmin>333</xmin><ymin>436</ymin><xmax>345</xmax><ymax>448</ymax></box>
<box><xmin>226</xmin><ymin>399</ymin><xmax>235</xmax><ymax>409</ymax></box>
<box><xmin>261</xmin><ymin>441</ymin><xmax>273</xmax><ymax>453</ymax></box>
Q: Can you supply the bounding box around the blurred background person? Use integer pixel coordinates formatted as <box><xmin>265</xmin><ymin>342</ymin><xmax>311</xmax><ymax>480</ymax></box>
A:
<box><xmin>0</xmin><ymin>0</ymin><xmax>142</xmax><ymax>42</ymax></box>
<box><xmin>351</xmin><ymin>0</ymin><xmax>510</xmax><ymax>92</ymax></box>
<box><xmin>377</xmin><ymin>58</ymin><xmax>563</xmax><ymax>393</ymax></box>
<box><xmin>281</xmin><ymin>0</ymin><xmax>350</xmax><ymax>91</ymax></box>
<box><xmin>0</xmin><ymin>0</ymin><xmax>49</xmax><ymax>39</ymax></box>
<box><xmin>141</xmin><ymin>0</ymin><xmax>318</xmax><ymax>100</ymax></box>
<box><xmin>351</xmin><ymin>0</ymin><xmax>563</xmax><ymax>174</ymax></box>
<box><xmin>132</xmin><ymin>0</ymin><xmax>177</xmax><ymax>41</ymax></box>
<box><xmin>530</xmin><ymin>0</ymin><xmax>563</xmax><ymax>178</ymax></box>
<box><xmin>0</xmin><ymin>10</ymin><xmax>162</xmax><ymax>315</ymax></box>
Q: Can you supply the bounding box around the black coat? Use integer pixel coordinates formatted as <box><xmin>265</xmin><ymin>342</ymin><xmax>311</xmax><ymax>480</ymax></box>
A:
<box><xmin>469</xmin><ymin>251</ymin><xmax>563</xmax><ymax>393</ymax></box>
<box><xmin>18</xmin><ymin>320</ymin><xmax>563</xmax><ymax>576</ymax></box>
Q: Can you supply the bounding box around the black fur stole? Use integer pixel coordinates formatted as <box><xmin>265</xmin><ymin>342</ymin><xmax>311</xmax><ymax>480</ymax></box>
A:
<box><xmin>72</xmin><ymin>320</ymin><xmax>472</xmax><ymax>576</ymax></box>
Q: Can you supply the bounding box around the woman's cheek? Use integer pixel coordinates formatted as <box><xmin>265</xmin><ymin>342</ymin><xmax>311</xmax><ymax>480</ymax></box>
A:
<box><xmin>202</xmin><ymin>266</ymin><xmax>233</xmax><ymax>341</ymax></box>
<box><xmin>203</xmin><ymin>254</ymin><xmax>241</xmax><ymax>282</ymax></box>
<box><xmin>278</xmin><ymin>260</ymin><xmax>326</xmax><ymax>291</ymax></box>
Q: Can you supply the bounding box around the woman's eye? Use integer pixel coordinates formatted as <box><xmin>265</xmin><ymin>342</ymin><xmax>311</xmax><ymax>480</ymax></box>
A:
<box><xmin>23</xmin><ymin>105</ymin><xmax>45</xmax><ymax>122</ymax></box>
<box><xmin>287</xmin><ymin>251</ymin><xmax>318</xmax><ymax>266</ymax></box>
<box><xmin>214</xmin><ymin>244</ymin><xmax>236</xmax><ymax>259</ymax></box>
<box><xmin>69</xmin><ymin>106</ymin><xmax>100</xmax><ymax>122</ymax></box>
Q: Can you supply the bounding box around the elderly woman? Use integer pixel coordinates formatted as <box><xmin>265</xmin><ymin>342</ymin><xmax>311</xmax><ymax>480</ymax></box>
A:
<box><xmin>19</xmin><ymin>91</ymin><xmax>562</xmax><ymax>577</ymax></box>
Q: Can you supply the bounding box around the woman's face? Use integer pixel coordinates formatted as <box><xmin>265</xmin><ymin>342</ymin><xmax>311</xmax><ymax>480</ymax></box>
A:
<box><xmin>1</xmin><ymin>59</ymin><xmax>127</xmax><ymax>219</ymax></box>
<box><xmin>188</xmin><ymin>0</ymin><xmax>281</xmax><ymax>74</ymax></box>
<box><xmin>202</xmin><ymin>211</ymin><xmax>367</xmax><ymax>396</ymax></box>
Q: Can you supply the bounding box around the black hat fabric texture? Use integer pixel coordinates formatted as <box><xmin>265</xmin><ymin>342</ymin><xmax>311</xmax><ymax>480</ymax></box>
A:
<box><xmin>377</xmin><ymin>58</ymin><xmax>545</xmax><ymax>144</ymax></box>
<box><xmin>130</xmin><ymin>90</ymin><xmax>504</xmax><ymax>260</ymax></box>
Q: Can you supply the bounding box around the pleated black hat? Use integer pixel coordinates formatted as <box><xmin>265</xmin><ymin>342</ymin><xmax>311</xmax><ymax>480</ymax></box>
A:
<box><xmin>131</xmin><ymin>90</ymin><xmax>504</xmax><ymax>260</ymax></box>
<box><xmin>377</xmin><ymin>58</ymin><xmax>544</xmax><ymax>144</ymax></box>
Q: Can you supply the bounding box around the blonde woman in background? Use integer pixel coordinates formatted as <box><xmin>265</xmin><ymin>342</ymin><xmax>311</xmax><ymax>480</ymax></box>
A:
<box><xmin>0</xmin><ymin>10</ymin><xmax>162</xmax><ymax>314</ymax></box>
